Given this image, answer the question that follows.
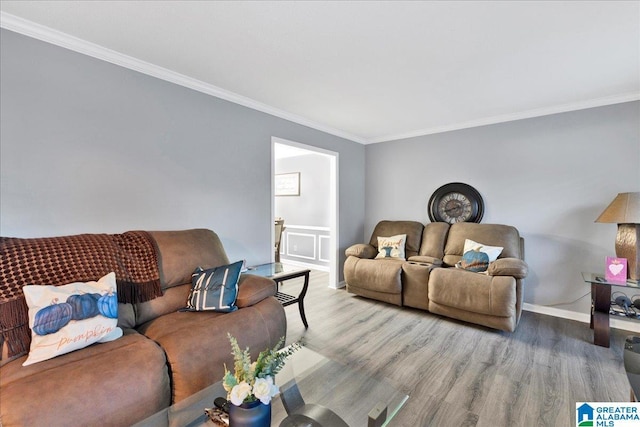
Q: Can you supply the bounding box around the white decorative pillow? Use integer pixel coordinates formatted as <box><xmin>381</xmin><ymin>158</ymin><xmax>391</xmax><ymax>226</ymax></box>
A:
<box><xmin>22</xmin><ymin>272</ymin><xmax>123</xmax><ymax>366</ymax></box>
<box><xmin>463</xmin><ymin>239</ymin><xmax>503</xmax><ymax>262</ymax></box>
<box><xmin>456</xmin><ymin>239</ymin><xmax>504</xmax><ymax>273</ymax></box>
<box><xmin>375</xmin><ymin>234</ymin><xmax>407</xmax><ymax>260</ymax></box>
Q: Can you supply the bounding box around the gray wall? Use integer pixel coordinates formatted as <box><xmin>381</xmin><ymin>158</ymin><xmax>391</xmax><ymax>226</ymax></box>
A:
<box><xmin>366</xmin><ymin>101</ymin><xmax>640</xmax><ymax>315</ymax></box>
<box><xmin>0</xmin><ymin>29</ymin><xmax>365</xmax><ymax>275</ymax></box>
<box><xmin>3</xmin><ymin>28</ymin><xmax>638</xmax><ymax>317</ymax></box>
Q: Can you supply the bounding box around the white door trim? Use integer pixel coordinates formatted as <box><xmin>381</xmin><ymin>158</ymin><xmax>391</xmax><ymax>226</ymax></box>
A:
<box><xmin>272</xmin><ymin>137</ymin><xmax>340</xmax><ymax>289</ymax></box>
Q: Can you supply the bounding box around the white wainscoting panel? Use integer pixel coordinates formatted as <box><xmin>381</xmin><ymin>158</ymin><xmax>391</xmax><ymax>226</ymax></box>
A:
<box><xmin>318</xmin><ymin>235</ymin><xmax>331</xmax><ymax>262</ymax></box>
<box><xmin>286</xmin><ymin>232</ymin><xmax>316</xmax><ymax>260</ymax></box>
<box><xmin>280</xmin><ymin>224</ymin><xmax>330</xmax><ymax>269</ymax></box>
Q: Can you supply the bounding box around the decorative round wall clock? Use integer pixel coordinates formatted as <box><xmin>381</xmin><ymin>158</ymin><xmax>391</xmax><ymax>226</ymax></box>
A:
<box><xmin>428</xmin><ymin>182</ymin><xmax>484</xmax><ymax>224</ymax></box>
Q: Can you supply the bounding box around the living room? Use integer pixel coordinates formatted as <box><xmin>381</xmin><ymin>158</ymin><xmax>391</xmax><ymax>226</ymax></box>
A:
<box><xmin>1</xmin><ymin>1</ymin><xmax>639</xmax><ymax>426</ymax></box>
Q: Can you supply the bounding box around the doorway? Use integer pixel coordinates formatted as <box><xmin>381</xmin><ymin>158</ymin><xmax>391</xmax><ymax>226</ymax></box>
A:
<box><xmin>272</xmin><ymin>137</ymin><xmax>339</xmax><ymax>289</ymax></box>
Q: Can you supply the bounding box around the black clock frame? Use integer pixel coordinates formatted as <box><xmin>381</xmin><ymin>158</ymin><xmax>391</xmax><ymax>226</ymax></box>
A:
<box><xmin>428</xmin><ymin>182</ymin><xmax>484</xmax><ymax>223</ymax></box>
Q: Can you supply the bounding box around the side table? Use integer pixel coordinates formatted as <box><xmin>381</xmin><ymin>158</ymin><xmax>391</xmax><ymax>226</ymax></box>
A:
<box><xmin>245</xmin><ymin>262</ymin><xmax>310</xmax><ymax>328</ymax></box>
<box><xmin>583</xmin><ymin>272</ymin><xmax>640</xmax><ymax>348</ymax></box>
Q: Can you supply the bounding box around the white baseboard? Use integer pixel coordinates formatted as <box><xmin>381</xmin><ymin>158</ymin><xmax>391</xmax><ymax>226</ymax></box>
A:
<box><xmin>523</xmin><ymin>302</ymin><xmax>640</xmax><ymax>333</ymax></box>
<box><xmin>332</xmin><ymin>280</ymin><xmax>346</xmax><ymax>290</ymax></box>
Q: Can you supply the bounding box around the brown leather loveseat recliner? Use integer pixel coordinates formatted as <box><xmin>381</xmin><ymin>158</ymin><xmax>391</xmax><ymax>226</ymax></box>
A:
<box><xmin>344</xmin><ymin>221</ymin><xmax>528</xmax><ymax>332</ymax></box>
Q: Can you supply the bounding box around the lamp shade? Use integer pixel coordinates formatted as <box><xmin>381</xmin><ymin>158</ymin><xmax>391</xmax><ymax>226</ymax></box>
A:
<box><xmin>595</xmin><ymin>192</ymin><xmax>640</xmax><ymax>281</ymax></box>
<box><xmin>595</xmin><ymin>192</ymin><xmax>640</xmax><ymax>224</ymax></box>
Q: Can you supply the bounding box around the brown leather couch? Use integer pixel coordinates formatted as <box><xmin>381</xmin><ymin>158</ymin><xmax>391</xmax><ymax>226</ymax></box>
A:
<box><xmin>0</xmin><ymin>229</ymin><xmax>286</xmax><ymax>426</ymax></box>
<box><xmin>344</xmin><ymin>221</ymin><xmax>528</xmax><ymax>332</ymax></box>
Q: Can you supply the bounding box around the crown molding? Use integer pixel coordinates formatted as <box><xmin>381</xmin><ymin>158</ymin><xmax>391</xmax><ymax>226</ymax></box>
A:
<box><xmin>2</xmin><ymin>12</ymin><xmax>637</xmax><ymax>146</ymax></box>
<box><xmin>0</xmin><ymin>12</ymin><xmax>368</xmax><ymax>145</ymax></box>
<box><xmin>369</xmin><ymin>92</ymin><xmax>640</xmax><ymax>144</ymax></box>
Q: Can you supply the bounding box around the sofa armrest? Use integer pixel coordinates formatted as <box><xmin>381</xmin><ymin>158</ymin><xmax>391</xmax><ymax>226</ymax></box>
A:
<box><xmin>236</xmin><ymin>274</ymin><xmax>277</xmax><ymax>307</ymax></box>
<box><xmin>345</xmin><ymin>244</ymin><xmax>377</xmax><ymax>259</ymax></box>
<box><xmin>407</xmin><ymin>256</ymin><xmax>443</xmax><ymax>266</ymax></box>
<box><xmin>487</xmin><ymin>258</ymin><xmax>528</xmax><ymax>279</ymax></box>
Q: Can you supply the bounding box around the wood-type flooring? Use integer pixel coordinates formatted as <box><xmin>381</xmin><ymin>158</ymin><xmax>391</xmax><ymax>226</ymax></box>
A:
<box><xmin>280</xmin><ymin>268</ymin><xmax>632</xmax><ymax>427</ymax></box>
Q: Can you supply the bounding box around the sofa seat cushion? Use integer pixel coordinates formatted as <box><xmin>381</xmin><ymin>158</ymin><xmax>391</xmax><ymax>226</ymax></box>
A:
<box><xmin>137</xmin><ymin>296</ymin><xmax>286</xmax><ymax>403</ymax></box>
<box><xmin>0</xmin><ymin>330</ymin><xmax>170</xmax><ymax>427</ymax></box>
<box><xmin>344</xmin><ymin>257</ymin><xmax>404</xmax><ymax>294</ymax></box>
<box><xmin>428</xmin><ymin>268</ymin><xmax>516</xmax><ymax>318</ymax></box>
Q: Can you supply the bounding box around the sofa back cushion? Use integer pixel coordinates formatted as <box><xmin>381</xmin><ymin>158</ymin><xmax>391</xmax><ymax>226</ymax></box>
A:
<box><xmin>369</xmin><ymin>221</ymin><xmax>424</xmax><ymax>259</ymax></box>
<box><xmin>418</xmin><ymin>222</ymin><xmax>450</xmax><ymax>260</ymax></box>
<box><xmin>149</xmin><ymin>229</ymin><xmax>229</xmax><ymax>290</ymax></box>
<box><xmin>134</xmin><ymin>229</ymin><xmax>231</xmax><ymax>326</ymax></box>
<box><xmin>443</xmin><ymin>223</ymin><xmax>522</xmax><ymax>267</ymax></box>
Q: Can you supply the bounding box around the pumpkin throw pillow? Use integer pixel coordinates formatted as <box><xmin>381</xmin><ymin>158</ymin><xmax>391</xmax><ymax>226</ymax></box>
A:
<box><xmin>375</xmin><ymin>234</ymin><xmax>407</xmax><ymax>260</ymax></box>
<box><xmin>184</xmin><ymin>260</ymin><xmax>243</xmax><ymax>312</ymax></box>
<box><xmin>458</xmin><ymin>239</ymin><xmax>504</xmax><ymax>273</ymax></box>
<box><xmin>22</xmin><ymin>272</ymin><xmax>122</xmax><ymax>366</ymax></box>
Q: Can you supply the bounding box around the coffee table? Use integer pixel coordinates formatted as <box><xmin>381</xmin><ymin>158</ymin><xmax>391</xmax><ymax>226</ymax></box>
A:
<box><xmin>245</xmin><ymin>262</ymin><xmax>310</xmax><ymax>328</ymax></box>
<box><xmin>133</xmin><ymin>346</ymin><xmax>408</xmax><ymax>427</ymax></box>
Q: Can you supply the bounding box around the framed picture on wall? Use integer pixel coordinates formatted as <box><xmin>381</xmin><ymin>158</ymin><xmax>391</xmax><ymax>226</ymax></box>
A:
<box><xmin>275</xmin><ymin>172</ymin><xmax>300</xmax><ymax>196</ymax></box>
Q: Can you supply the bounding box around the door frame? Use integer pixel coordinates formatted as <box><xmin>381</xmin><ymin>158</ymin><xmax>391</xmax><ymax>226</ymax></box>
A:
<box><xmin>271</xmin><ymin>137</ymin><xmax>339</xmax><ymax>289</ymax></box>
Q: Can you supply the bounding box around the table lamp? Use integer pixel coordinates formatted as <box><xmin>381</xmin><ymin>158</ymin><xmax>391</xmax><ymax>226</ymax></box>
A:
<box><xmin>595</xmin><ymin>192</ymin><xmax>640</xmax><ymax>280</ymax></box>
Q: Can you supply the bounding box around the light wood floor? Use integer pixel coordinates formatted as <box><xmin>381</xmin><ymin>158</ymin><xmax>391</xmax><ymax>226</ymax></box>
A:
<box><xmin>279</xmin><ymin>269</ymin><xmax>632</xmax><ymax>427</ymax></box>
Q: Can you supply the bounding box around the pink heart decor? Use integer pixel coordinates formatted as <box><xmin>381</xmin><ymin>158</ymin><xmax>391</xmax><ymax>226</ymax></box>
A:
<box><xmin>609</xmin><ymin>263</ymin><xmax>624</xmax><ymax>276</ymax></box>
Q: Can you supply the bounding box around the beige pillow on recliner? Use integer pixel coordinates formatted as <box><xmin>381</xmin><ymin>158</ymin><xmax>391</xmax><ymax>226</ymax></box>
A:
<box><xmin>375</xmin><ymin>234</ymin><xmax>407</xmax><ymax>260</ymax></box>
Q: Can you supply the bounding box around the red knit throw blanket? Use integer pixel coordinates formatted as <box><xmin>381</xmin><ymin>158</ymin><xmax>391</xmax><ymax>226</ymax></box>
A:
<box><xmin>0</xmin><ymin>231</ymin><xmax>162</xmax><ymax>358</ymax></box>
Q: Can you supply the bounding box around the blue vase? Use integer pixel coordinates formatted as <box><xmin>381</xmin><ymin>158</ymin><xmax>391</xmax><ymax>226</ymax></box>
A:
<box><xmin>229</xmin><ymin>400</ymin><xmax>271</xmax><ymax>427</ymax></box>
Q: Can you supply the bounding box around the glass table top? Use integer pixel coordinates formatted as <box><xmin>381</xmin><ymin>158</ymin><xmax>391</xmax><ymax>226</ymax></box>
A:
<box><xmin>244</xmin><ymin>262</ymin><xmax>310</xmax><ymax>279</ymax></box>
<box><xmin>134</xmin><ymin>346</ymin><xmax>408</xmax><ymax>427</ymax></box>
<box><xmin>582</xmin><ymin>272</ymin><xmax>640</xmax><ymax>287</ymax></box>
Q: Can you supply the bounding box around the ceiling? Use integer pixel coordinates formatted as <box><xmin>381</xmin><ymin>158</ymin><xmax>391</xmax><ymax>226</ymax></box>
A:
<box><xmin>1</xmin><ymin>1</ymin><xmax>638</xmax><ymax>144</ymax></box>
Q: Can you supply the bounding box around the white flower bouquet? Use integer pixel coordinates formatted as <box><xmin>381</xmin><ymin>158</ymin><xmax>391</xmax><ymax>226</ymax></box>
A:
<box><xmin>223</xmin><ymin>333</ymin><xmax>301</xmax><ymax>406</ymax></box>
